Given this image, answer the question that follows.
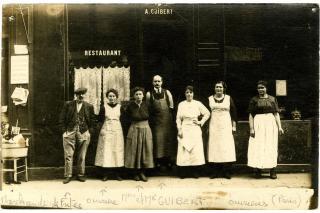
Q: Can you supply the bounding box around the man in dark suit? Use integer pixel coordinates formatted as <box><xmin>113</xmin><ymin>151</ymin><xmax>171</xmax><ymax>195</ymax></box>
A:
<box><xmin>59</xmin><ymin>87</ymin><xmax>96</xmax><ymax>184</ymax></box>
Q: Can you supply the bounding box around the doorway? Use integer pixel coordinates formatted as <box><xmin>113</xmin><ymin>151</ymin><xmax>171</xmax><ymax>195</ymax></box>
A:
<box><xmin>142</xmin><ymin>21</ymin><xmax>192</xmax><ymax>105</ymax></box>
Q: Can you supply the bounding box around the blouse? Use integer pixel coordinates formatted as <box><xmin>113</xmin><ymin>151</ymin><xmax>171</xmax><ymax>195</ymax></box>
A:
<box><xmin>176</xmin><ymin>100</ymin><xmax>210</xmax><ymax>129</ymax></box>
<box><xmin>126</xmin><ymin>101</ymin><xmax>150</xmax><ymax>121</ymax></box>
<box><xmin>247</xmin><ymin>95</ymin><xmax>280</xmax><ymax>116</ymax></box>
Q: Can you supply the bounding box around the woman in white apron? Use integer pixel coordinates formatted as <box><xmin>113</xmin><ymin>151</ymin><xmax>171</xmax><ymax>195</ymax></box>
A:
<box><xmin>176</xmin><ymin>86</ymin><xmax>210</xmax><ymax>178</ymax></box>
<box><xmin>247</xmin><ymin>80</ymin><xmax>284</xmax><ymax>179</ymax></box>
<box><xmin>95</xmin><ymin>89</ymin><xmax>124</xmax><ymax>181</ymax></box>
<box><xmin>208</xmin><ymin>81</ymin><xmax>237</xmax><ymax>179</ymax></box>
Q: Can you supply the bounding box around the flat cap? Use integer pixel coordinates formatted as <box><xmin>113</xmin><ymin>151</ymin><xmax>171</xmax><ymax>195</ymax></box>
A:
<box><xmin>74</xmin><ymin>87</ymin><xmax>87</xmax><ymax>95</ymax></box>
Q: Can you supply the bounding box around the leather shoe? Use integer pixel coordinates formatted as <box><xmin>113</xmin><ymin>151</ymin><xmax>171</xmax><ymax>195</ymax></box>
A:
<box><xmin>63</xmin><ymin>177</ymin><xmax>72</xmax><ymax>184</ymax></box>
<box><xmin>159</xmin><ymin>165</ymin><xmax>167</xmax><ymax>173</ymax></box>
<box><xmin>139</xmin><ymin>172</ymin><xmax>148</xmax><ymax>182</ymax></box>
<box><xmin>254</xmin><ymin>169</ymin><xmax>262</xmax><ymax>179</ymax></box>
<box><xmin>166</xmin><ymin>163</ymin><xmax>173</xmax><ymax>171</ymax></box>
<box><xmin>116</xmin><ymin>174</ymin><xmax>123</xmax><ymax>181</ymax></box>
<box><xmin>179</xmin><ymin>174</ymin><xmax>186</xmax><ymax>179</ymax></box>
<box><xmin>270</xmin><ymin>173</ymin><xmax>277</xmax><ymax>179</ymax></box>
<box><xmin>77</xmin><ymin>176</ymin><xmax>86</xmax><ymax>182</ymax></box>
<box><xmin>193</xmin><ymin>173</ymin><xmax>199</xmax><ymax>179</ymax></box>
<box><xmin>133</xmin><ymin>174</ymin><xmax>140</xmax><ymax>181</ymax></box>
<box><xmin>223</xmin><ymin>173</ymin><xmax>231</xmax><ymax>179</ymax></box>
<box><xmin>210</xmin><ymin>173</ymin><xmax>218</xmax><ymax>179</ymax></box>
<box><xmin>270</xmin><ymin>169</ymin><xmax>277</xmax><ymax>179</ymax></box>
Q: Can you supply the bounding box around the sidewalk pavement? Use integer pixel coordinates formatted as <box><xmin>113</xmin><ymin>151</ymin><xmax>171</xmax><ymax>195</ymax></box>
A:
<box><xmin>0</xmin><ymin>173</ymin><xmax>316</xmax><ymax>210</ymax></box>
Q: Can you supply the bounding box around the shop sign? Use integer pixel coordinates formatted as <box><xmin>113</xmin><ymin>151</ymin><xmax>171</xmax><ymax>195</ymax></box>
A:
<box><xmin>144</xmin><ymin>4</ymin><xmax>173</xmax><ymax>15</ymax></box>
<box><xmin>84</xmin><ymin>50</ymin><xmax>121</xmax><ymax>56</ymax></box>
<box><xmin>225</xmin><ymin>46</ymin><xmax>262</xmax><ymax>61</ymax></box>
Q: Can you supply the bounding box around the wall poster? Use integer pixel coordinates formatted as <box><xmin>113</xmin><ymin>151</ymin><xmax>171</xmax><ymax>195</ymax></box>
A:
<box><xmin>10</xmin><ymin>55</ymin><xmax>29</xmax><ymax>84</ymax></box>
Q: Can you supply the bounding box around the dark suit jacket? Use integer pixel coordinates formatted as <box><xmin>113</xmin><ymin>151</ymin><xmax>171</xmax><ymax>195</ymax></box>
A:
<box><xmin>59</xmin><ymin>100</ymin><xmax>96</xmax><ymax>134</ymax></box>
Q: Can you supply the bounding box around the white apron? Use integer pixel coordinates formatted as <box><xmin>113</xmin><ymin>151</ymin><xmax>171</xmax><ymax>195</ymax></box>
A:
<box><xmin>247</xmin><ymin>113</ymin><xmax>278</xmax><ymax>169</ymax></box>
<box><xmin>208</xmin><ymin>95</ymin><xmax>236</xmax><ymax>162</ymax></box>
<box><xmin>176</xmin><ymin>100</ymin><xmax>209</xmax><ymax>166</ymax></box>
<box><xmin>95</xmin><ymin>104</ymin><xmax>124</xmax><ymax>167</ymax></box>
<box><xmin>177</xmin><ymin>120</ymin><xmax>206</xmax><ymax>166</ymax></box>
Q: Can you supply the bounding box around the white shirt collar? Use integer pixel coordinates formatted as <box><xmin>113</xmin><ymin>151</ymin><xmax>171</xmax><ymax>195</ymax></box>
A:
<box><xmin>154</xmin><ymin>87</ymin><xmax>162</xmax><ymax>93</ymax></box>
<box><xmin>76</xmin><ymin>102</ymin><xmax>83</xmax><ymax>112</ymax></box>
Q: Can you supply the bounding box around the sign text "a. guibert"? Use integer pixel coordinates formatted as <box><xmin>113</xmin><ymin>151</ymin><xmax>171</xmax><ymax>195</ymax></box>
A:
<box><xmin>84</xmin><ymin>50</ymin><xmax>121</xmax><ymax>56</ymax></box>
<box><xmin>144</xmin><ymin>8</ymin><xmax>173</xmax><ymax>15</ymax></box>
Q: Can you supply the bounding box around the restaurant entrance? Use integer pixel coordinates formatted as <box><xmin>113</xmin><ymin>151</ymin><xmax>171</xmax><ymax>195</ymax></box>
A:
<box><xmin>142</xmin><ymin>20</ymin><xmax>192</xmax><ymax>105</ymax></box>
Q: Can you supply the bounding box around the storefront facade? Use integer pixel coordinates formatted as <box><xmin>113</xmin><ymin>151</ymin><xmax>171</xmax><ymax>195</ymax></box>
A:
<box><xmin>1</xmin><ymin>4</ymin><xmax>319</xmax><ymax>179</ymax></box>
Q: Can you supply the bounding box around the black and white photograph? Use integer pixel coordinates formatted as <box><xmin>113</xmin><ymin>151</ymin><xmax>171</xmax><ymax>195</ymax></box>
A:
<box><xmin>0</xmin><ymin>1</ymin><xmax>319</xmax><ymax>210</ymax></box>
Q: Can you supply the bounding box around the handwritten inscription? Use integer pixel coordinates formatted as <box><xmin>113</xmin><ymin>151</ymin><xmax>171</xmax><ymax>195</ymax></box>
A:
<box><xmin>86</xmin><ymin>188</ymin><xmax>119</xmax><ymax>206</ymax></box>
<box><xmin>1</xmin><ymin>192</ymin><xmax>82</xmax><ymax>209</ymax></box>
<box><xmin>121</xmin><ymin>192</ymin><xmax>206</xmax><ymax>207</ymax></box>
<box><xmin>228</xmin><ymin>199</ymin><xmax>268</xmax><ymax>208</ymax></box>
<box><xmin>272</xmin><ymin>194</ymin><xmax>301</xmax><ymax>208</ymax></box>
<box><xmin>229</xmin><ymin>193</ymin><xmax>303</xmax><ymax>209</ymax></box>
<box><xmin>59</xmin><ymin>192</ymin><xmax>82</xmax><ymax>209</ymax></box>
<box><xmin>1</xmin><ymin>189</ymin><xmax>206</xmax><ymax>209</ymax></box>
<box><xmin>0</xmin><ymin>186</ymin><xmax>312</xmax><ymax>209</ymax></box>
<box><xmin>86</xmin><ymin>198</ymin><xmax>118</xmax><ymax>206</ymax></box>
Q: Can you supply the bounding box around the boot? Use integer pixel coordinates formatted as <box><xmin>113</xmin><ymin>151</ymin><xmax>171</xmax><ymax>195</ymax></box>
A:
<box><xmin>270</xmin><ymin>168</ymin><xmax>277</xmax><ymax>179</ymax></box>
<box><xmin>166</xmin><ymin>160</ymin><xmax>173</xmax><ymax>171</ymax></box>
<box><xmin>102</xmin><ymin>168</ymin><xmax>110</xmax><ymax>181</ymax></box>
<box><xmin>77</xmin><ymin>176</ymin><xmax>86</xmax><ymax>182</ymax></box>
<box><xmin>222</xmin><ymin>163</ymin><xmax>232</xmax><ymax>179</ymax></box>
<box><xmin>102</xmin><ymin>175</ymin><xmax>108</xmax><ymax>181</ymax></box>
<box><xmin>115</xmin><ymin>173</ymin><xmax>123</xmax><ymax>181</ymax></box>
<box><xmin>63</xmin><ymin>177</ymin><xmax>72</xmax><ymax>184</ymax></box>
<box><xmin>192</xmin><ymin>167</ymin><xmax>200</xmax><ymax>179</ymax></box>
<box><xmin>254</xmin><ymin>168</ymin><xmax>262</xmax><ymax>179</ymax></box>
<box><xmin>210</xmin><ymin>163</ymin><xmax>222</xmax><ymax>179</ymax></box>
<box><xmin>210</xmin><ymin>172</ymin><xmax>218</xmax><ymax>179</ymax></box>
<box><xmin>178</xmin><ymin>167</ymin><xmax>186</xmax><ymax>179</ymax></box>
<box><xmin>133</xmin><ymin>170</ymin><xmax>140</xmax><ymax>181</ymax></box>
<box><xmin>115</xmin><ymin>168</ymin><xmax>123</xmax><ymax>181</ymax></box>
<box><xmin>139</xmin><ymin>171</ymin><xmax>148</xmax><ymax>182</ymax></box>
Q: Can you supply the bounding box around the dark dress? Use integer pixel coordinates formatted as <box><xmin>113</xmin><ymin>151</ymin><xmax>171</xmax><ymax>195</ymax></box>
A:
<box><xmin>124</xmin><ymin>101</ymin><xmax>154</xmax><ymax>169</ymax></box>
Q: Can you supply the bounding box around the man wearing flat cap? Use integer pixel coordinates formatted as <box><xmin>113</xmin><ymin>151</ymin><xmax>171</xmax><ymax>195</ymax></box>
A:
<box><xmin>59</xmin><ymin>87</ymin><xmax>96</xmax><ymax>184</ymax></box>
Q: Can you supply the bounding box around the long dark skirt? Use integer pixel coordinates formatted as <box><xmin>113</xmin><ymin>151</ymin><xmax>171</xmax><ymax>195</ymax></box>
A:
<box><xmin>125</xmin><ymin>121</ymin><xmax>154</xmax><ymax>169</ymax></box>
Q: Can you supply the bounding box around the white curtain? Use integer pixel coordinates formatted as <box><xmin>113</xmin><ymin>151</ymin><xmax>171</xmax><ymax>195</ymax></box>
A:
<box><xmin>74</xmin><ymin>67</ymin><xmax>102</xmax><ymax>114</ymax></box>
<box><xmin>74</xmin><ymin>66</ymin><xmax>130</xmax><ymax>114</ymax></box>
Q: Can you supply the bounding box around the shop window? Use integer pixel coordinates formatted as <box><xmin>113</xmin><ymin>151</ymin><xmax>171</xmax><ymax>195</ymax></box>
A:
<box><xmin>74</xmin><ymin>66</ymin><xmax>130</xmax><ymax>114</ymax></box>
